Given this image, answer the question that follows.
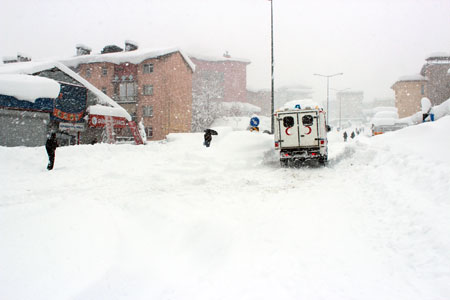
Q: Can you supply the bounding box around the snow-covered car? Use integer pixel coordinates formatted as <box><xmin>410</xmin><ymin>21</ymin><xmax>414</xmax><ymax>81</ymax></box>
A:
<box><xmin>370</xmin><ymin>110</ymin><xmax>407</xmax><ymax>135</ymax></box>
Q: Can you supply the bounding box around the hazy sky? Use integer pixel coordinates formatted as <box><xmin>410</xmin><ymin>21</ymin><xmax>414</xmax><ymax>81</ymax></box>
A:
<box><xmin>1</xmin><ymin>0</ymin><xmax>450</xmax><ymax>104</ymax></box>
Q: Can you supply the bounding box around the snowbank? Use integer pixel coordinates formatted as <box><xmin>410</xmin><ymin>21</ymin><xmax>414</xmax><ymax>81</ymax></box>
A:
<box><xmin>0</xmin><ymin>74</ymin><xmax>60</xmax><ymax>102</ymax></box>
<box><xmin>1</xmin><ymin>117</ymin><xmax>450</xmax><ymax>300</ymax></box>
<box><xmin>400</xmin><ymin>97</ymin><xmax>450</xmax><ymax>125</ymax></box>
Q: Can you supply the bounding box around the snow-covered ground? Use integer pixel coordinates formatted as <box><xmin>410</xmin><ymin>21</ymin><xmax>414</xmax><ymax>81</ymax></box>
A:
<box><xmin>1</xmin><ymin>117</ymin><xmax>449</xmax><ymax>300</ymax></box>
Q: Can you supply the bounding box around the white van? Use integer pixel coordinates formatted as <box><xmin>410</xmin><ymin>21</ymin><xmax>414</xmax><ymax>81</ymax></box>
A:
<box><xmin>274</xmin><ymin>105</ymin><xmax>329</xmax><ymax>166</ymax></box>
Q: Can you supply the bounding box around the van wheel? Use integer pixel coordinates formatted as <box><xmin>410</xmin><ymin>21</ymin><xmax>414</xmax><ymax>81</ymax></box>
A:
<box><xmin>280</xmin><ymin>159</ymin><xmax>289</xmax><ymax>167</ymax></box>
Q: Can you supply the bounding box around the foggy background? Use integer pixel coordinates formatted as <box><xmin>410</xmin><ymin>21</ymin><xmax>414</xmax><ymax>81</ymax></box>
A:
<box><xmin>1</xmin><ymin>0</ymin><xmax>449</xmax><ymax>105</ymax></box>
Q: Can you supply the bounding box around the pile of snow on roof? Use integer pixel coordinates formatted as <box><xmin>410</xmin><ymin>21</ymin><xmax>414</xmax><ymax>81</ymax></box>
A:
<box><xmin>0</xmin><ymin>74</ymin><xmax>60</xmax><ymax>102</ymax></box>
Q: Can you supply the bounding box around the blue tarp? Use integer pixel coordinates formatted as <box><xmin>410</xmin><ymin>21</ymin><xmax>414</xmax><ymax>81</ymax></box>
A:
<box><xmin>0</xmin><ymin>94</ymin><xmax>53</xmax><ymax>112</ymax></box>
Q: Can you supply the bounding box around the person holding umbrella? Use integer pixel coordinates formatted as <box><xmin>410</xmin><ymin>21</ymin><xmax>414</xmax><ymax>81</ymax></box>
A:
<box><xmin>203</xmin><ymin>129</ymin><xmax>218</xmax><ymax>147</ymax></box>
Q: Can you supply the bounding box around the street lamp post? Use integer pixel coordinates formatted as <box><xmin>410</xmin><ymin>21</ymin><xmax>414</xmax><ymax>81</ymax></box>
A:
<box><xmin>313</xmin><ymin>73</ymin><xmax>343</xmax><ymax>124</ymax></box>
<box><xmin>270</xmin><ymin>0</ymin><xmax>275</xmax><ymax>134</ymax></box>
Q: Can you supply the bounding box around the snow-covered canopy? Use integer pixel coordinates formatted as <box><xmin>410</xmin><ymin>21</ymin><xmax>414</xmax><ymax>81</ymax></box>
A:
<box><xmin>87</xmin><ymin>104</ymin><xmax>130</xmax><ymax>119</ymax></box>
<box><xmin>0</xmin><ymin>60</ymin><xmax>131</xmax><ymax>121</ymax></box>
<box><xmin>279</xmin><ymin>99</ymin><xmax>322</xmax><ymax>110</ymax></box>
<box><xmin>62</xmin><ymin>47</ymin><xmax>195</xmax><ymax>72</ymax></box>
<box><xmin>0</xmin><ymin>74</ymin><xmax>60</xmax><ymax>102</ymax></box>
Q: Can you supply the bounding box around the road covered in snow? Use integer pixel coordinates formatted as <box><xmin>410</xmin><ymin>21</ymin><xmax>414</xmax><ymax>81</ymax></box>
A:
<box><xmin>1</xmin><ymin>117</ymin><xmax>449</xmax><ymax>300</ymax></box>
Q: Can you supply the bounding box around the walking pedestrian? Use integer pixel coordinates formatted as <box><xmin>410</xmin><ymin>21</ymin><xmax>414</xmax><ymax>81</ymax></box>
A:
<box><xmin>45</xmin><ymin>133</ymin><xmax>58</xmax><ymax>170</ymax></box>
<box><xmin>343</xmin><ymin>131</ymin><xmax>348</xmax><ymax>142</ymax></box>
<box><xmin>203</xmin><ymin>129</ymin><xmax>218</xmax><ymax>147</ymax></box>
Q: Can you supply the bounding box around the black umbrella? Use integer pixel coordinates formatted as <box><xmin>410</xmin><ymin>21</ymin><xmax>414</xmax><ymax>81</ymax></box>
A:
<box><xmin>204</xmin><ymin>129</ymin><xmax>218</xmax><ymax>135</ymax></box>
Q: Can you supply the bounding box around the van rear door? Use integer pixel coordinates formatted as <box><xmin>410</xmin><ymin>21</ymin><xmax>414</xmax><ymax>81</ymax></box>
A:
<box><xmin>278</xmin><ymin>112</ymin><xmax>300</xmax><ymax>148</ymax></box>
<box><xmin>298</xmin><ymin>111</ymin><xmax>319</xmax><ymax>147</ymax></box>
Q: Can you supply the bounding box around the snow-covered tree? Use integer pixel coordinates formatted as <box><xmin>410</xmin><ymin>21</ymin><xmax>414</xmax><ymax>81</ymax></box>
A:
<box><xmin>191</xmin><ymin>70</ymin><xmax>224</xmax><ymax>132</ymax></box>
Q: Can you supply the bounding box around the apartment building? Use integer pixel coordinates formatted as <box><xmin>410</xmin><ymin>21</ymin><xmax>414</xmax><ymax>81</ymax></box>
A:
<box><xmin>64</xmin><ymin>42</ymin><xmax>194</xmax><ymax>140</ymax></box>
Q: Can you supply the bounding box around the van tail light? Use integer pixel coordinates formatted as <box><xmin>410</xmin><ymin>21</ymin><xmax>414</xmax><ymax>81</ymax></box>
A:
<box><xmin>311</xmin><ymin>152</ymin><xmax>317</xmax><ymax>156</ymax></box>
<box><xmin>275</xmin><ymin>142</ymin><xmax>279</xmax><ymax>148</ymax></box>
<box><xmin>320</xmin><ymin>140</ymin><xmax>325</xmax><ymax>145</ymax></box>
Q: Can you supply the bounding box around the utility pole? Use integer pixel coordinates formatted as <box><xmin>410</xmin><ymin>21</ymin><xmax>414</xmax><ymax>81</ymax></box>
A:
<box><xmin>270</xmin><ymin>0</ymin><xmax>274</xmax><ymax>134</ymax></box>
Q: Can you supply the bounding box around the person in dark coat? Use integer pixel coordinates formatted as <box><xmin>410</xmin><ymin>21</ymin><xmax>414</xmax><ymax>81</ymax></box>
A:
<box><xmin>350</xmin><ymin>131</ymin><xmax>355</xmax><ymax>139</ymax></box>
<box><xmin>343</xmin><ymin>131</ymin><xmax>348</xmax><ymax>142</ymax></box>
<box><xmin>203</xmin><ymin>129</ymin><xmax>218</xmax><ymax>147</ymax></box>
<box><xmin>45</xmin><ymin>133</ymin><xmax>59</xmax><ymax>170</ymax></box>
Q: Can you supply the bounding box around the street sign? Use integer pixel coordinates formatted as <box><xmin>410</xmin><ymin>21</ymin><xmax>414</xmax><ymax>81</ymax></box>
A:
<box><xmin>59</xmin><ymin>122</ymin><xmax>85</xmax><ymax>132</ymax></box>
<box><xmin>250</xmin><ymin>117</ymin><xmax>260</xmax><ymax>127</ymax></box>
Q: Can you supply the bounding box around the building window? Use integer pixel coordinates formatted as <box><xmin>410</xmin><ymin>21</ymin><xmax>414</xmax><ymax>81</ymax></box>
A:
<box><xmin>143</xmin><ymin>64</ymin><xmax>153</xmax><ymax>74</ymax></box>
<box><xmin>101</xmin><ymin>87</ymin><xmax>107</xmax><ymax>95</ymax></box>
<box><xmin>102</xmin><ymin>67</ymin><xmax>108</xmax><ymax>76</ymax></box>
<box><xmin>143</xmin><ymin>84</ymin><xmax>153</xmax><ymax>95</ymax></box>
<box><xmin>421</xmin><ymin>84</ymin><xmax>425</xmax><ymax>95</ymax></box>
<box><xmin>118</xmin><ymin>82</ymin><xmax>137</xmax><ymax>102</ymax></box>
<box><xmin>86</xmin><ymin>68</ymin><xmax>91</xmax><ymax>78</ymax></box>
<box><xmin>146</xmin><ymin>126</ymin><xmax>153</xmax><ymax>138</ymax></box>
<box><xmin>143</xmin><ymin>106</ymin><xmax>153</xmax><ymax>117</ymax></box>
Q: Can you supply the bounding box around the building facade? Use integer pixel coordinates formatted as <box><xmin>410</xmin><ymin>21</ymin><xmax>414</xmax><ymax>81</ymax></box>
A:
<box><xmin>189</xmin><ymin>53</ymin><xmax>250</xmax><ymax>131</ymax></box>
<box><xmin>247</xmin><ymin>89</ymin><xmax>271</xmax><ymax>116</ymax></box>
<box><xmin>392</xmin><ymin>52</ymin><xmax>450</xmax><ymax>118</ymax></box>
<box><xmin>0</xmin><ymin>61</ymin><xmax>130</xmax><ymax>146</ymax></box>
<box><xmin>65</xmin><ymin>43</ymin><xmax>194</xmax><ymax>141</ymax></box>
<box><xmin>420</xmin><ymin>54</ymin><xmax>450</xmax><ymax>106</ymax></box>
<box><xmin>391</xmin><ymin>75</ymin><xmax>428</xmax><ymax>118</ymax></box>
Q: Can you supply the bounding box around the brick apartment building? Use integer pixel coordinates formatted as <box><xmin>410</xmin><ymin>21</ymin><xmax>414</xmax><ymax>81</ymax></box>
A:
<box><xmin>189</xmin><ymin>52</ymin><xmax>251</xmax><ymax>131</ymax></box>
<box><xmin>392</xmin><ymin>52</ymin><xmax>450</xmax><ymax>118</ymax></box>
<box><xmin>247</xmin><ymin>88</ymin><xmax>271</xmax><ymax>116</ymax></box>
<box><xmin>189</xmin><ymin>53</ymin><xmax>250</xmax><ymax>103</ymax></box>
<box><xmin>63</xmin><ymin>42</ymin><xmax>194</xmax><ymax>140</ymax></box>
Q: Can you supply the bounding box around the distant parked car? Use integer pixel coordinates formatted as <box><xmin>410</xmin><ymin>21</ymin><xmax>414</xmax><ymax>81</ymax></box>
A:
<box><xmin>370</xmin><ymin>110</ymin><xmax>408</xmax><ymax>135</ymax></box>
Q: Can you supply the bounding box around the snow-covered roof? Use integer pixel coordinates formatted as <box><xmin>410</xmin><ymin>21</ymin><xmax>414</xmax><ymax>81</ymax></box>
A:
<box><xmin>277</xmin><ymin>84</ymin><xmax>312</xmax><ymax>92</ymax></box>
<box><xmin>189</xmin><ymin>53</ymin><xmax>251</xmax><ymax>64</ymax></box>
<box><xmin>425</xmin><ymin>52</ymin><xmax>450</xmax><ymax>60</ymax></box>
<box><xmin>396</xmin><ymin>74</ymin><xmax>428</xmax><ymax>82</ymax></box>
<box><xmin>373</xmin><ymin>110</ymin><xmax>399</xmax><ymax>119</ymax></box>
<box><xmin>279</xmin><ymin>99</ymin><xmax>322</xmax><ymax>110</ymax></box>
<box><xmin>62</xmin><ymin>47</ymin><xmax>195</xmax><ymax>72</ymax></box>
<box><xmin>373</xmin><ymin>106</ymin><xmax>398</xmax><ymax>114</ymax></box>
<box><xmin>76</xmin><ymin>44</ymin><xmax>92</xmax><ymax>51</ymax></box>
<box><xmin>0</xmin><ymin>74</ymin><xmax>60</xmax><ymax>102</ymax></box>
<box><xmin>221</xmin><ymin>101</ymin><xmax>261</xmax><ymax>113</ymax></box>
<box><xmin>0</xmin><ymin>60</ymin><xmax>131</xmax><ymax>121</ymax></box>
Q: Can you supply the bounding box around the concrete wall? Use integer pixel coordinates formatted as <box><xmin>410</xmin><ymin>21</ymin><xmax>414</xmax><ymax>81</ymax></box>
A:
<box><xmin>0</xmin><ymin>109</ymin><xmax>49</xmax><ymax>147</ymax></box>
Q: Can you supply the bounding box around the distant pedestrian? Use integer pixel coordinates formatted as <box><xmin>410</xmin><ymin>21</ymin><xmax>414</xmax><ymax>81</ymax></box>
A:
<box><xmin>203</xmin><ymin>129</ymin><xmax>218</xmax><ymax>147</ymax></box>
<box><xmin>45</xmin><ymin>133</ymin><xmax>59</xmax><ymax>170</ymax></box>
<box><xmin>343</xmin><ymin>131</ymin><xmax>348</xmax><ymax>142</ymax></box>
<box><xmin>351</xmin><ymin>131</ymin><xmax>355</xmax><ymax>139</ymax></box>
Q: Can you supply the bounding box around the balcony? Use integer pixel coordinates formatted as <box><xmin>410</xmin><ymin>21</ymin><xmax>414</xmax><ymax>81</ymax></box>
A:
<box><xmin>113</xmin><ymin>95</ymin><xmax>138</xmax><ymax>103</ymax></box>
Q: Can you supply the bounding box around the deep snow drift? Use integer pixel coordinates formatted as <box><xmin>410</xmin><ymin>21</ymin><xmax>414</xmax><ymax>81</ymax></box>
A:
<box><xmin>1</xmin><ymin>117</ymin><xmax>449</xmax><ymax>300</ymax></box>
